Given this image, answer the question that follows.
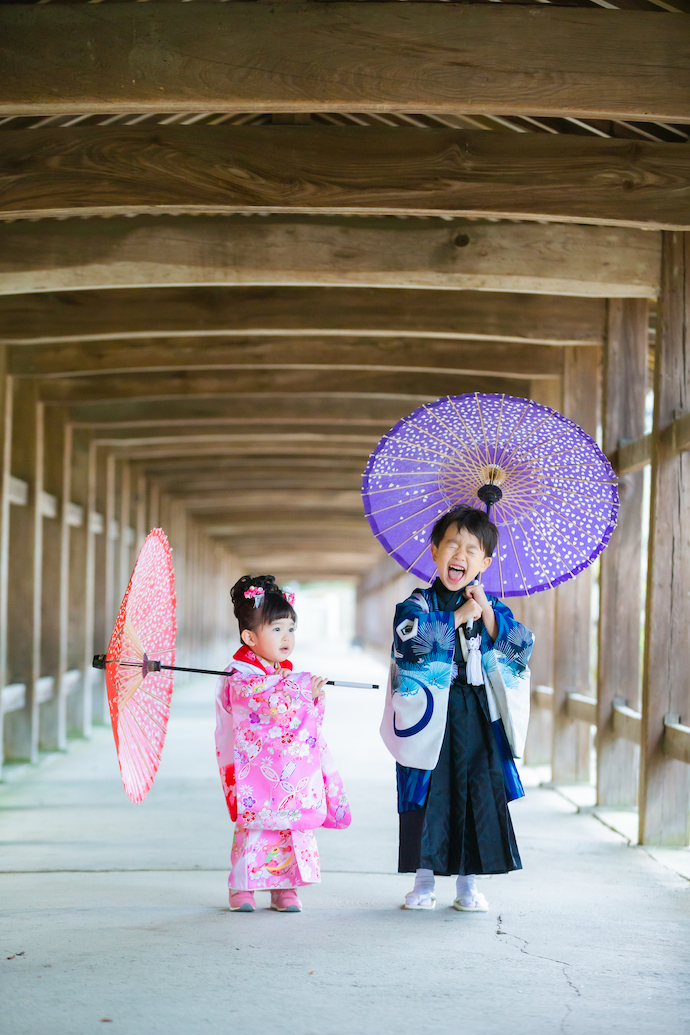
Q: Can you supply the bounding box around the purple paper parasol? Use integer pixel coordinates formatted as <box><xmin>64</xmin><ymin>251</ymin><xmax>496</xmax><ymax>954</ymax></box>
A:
<box><xmin>361</xmin><ymin>392</ymin><xmax>619</xmax><ymax>597</ymax></box>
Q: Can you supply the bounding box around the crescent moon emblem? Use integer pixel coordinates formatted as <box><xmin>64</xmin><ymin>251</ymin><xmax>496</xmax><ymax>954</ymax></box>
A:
<box><xmin>393</xmin><ymin>686</ymin><xmax>434</xmax><ymax>738</ymax></box>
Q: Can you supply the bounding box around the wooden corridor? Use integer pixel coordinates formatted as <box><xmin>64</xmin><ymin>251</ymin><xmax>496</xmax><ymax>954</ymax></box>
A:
<box><xmin>0</xmin><ymin>0</ymin><xmax>689</xmax><ymax>851</ymax></box>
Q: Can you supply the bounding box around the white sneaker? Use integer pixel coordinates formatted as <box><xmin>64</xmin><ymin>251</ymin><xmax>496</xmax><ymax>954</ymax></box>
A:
<box><xmin>452</xmin><ymin>891</ymin><xmax>488</xmax><ymax>912</ymax></box>
<box><xmin>403</xmin><ymin>891</ymin><xmax>436</xmax><ymax>910</ymax></box>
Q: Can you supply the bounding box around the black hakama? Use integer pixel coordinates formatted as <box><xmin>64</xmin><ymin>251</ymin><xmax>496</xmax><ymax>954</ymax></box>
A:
<box><xmin>398</xmin><ymin>678</ymin><xmax>522</xmax><ymax>877</ymax></box>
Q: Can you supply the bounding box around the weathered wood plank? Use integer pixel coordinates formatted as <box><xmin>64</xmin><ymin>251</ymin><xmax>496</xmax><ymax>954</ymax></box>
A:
<box><xmin>37</xmin><ymin>368</ymin><xmax>523</xmax><ymax>404</ymax></box>
<box><xmin>0</xmin><ymin>215</ymin><xmax>661</xmax><ymax>298</ymax></box>
<box><xmin>0</xmin><ymin>6</ymin><xmax>688</xmax><ymax>122</ymax></box>
<box><xmin>0</xmin><ymin>287</ymin><xmax>607</xmax><ymax>348</ymax></box>
<box><xmin>639</xmin><ymin>231</ymin><xmax>690</xmax><ymax>847</ymax></box>
<box><xmin>10</xmin><ymin>337</ymin><xmax>562</xmax><ymax>381</ymax></box>
<box><xmin>2</xmin><ymin>126</ymin><xmax>690</xmax><ymax>229</ymax></box>
<box><xmin>597</xmin><ymin>299</ymin><xmax>647</xmax><ymax>807</ymax></box>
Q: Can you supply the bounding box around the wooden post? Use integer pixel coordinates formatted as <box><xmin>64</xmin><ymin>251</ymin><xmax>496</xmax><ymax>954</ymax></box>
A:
<box><xmin>82</xmin><ymin>439</ymin><xmax>98</xmax><ymax>734</ymax></box>
<box><xmin>119</xmin><ymin>458</ymin><xmax>131</xmax><ymax>598</ymax></box>
<box><xmin>104</xmin><ymin>452</ymin><xmax>117</xmax><ymax>634</ymax></box>
<box><xmin>4</xmin><ymin>381</ymin><xmax>39</xmax><ymax>762</ymax></box>
<box><xmin>66</xmin><ymin>429</ymin><xmax>89</xmax><ymax>738</ymax></box>
<box><xmin>597</xmin><ymin>300</ymin><xmax>648</xmax><ymax>807</ymax></box>
<box><xmin>56</xmin><ymin>421</ymin><xmax>72</xmax><ymax>749</ymax></box>
<box><xmin>37</xmin><ymin>406</ymin><xmax>63</xmax><ymax>751</ymax></box>
<box><xmin>552</xmin><ymin>346</ymin><xmax>600</xmax><ymax>785</ymax></box>
<box><xmin>639</xmin><ymin>232</ymin><xmax>690</xmax><ymax>846</ymax></box>
<box><xmin>135</xmin><ymin>471</ymin><xmax>147</xmax><ymax>551</ymax></box>
<box><xmin>522</xmin><ymin>378</ymin><xmax>561</xmax><ymax>767</ymax></box>
<box><xmin>149</xmin><ymin>481</ymin><xmax>160</xmax><ymax>530</ymax></box>
<box><xmin>0</xmin><ymin>357</ymin><xmax>9</xmax><ymax>771</ymax></box>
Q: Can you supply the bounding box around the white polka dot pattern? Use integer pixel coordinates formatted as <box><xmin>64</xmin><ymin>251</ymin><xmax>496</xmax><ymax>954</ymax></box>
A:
<box><xmin>361</xmin><ymin>393</ymin><xmax>619</xmax><ymax>597</ymax></box>
<box><xmin>106</xmin><ymin>528</ymin><xmax>176</xmax><ymax>804</ymax></box>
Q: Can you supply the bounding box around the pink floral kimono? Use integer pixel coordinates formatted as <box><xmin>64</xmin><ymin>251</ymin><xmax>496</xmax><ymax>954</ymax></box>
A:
<box><xmin>215</xmin><ymin>645</ymin><xmax>351</xmax><ymax>891</ymax></box>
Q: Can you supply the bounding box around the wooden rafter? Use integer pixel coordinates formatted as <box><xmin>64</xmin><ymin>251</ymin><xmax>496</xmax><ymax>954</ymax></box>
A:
<box><xmin>0</xmin><ymin>215</ymin><xmax>661</xmax><ymax>298</ymax></box>
<box><xmin>1</xmin><ymin>6</ymin><xmax>688</xmax><ymax>123</ymax></box>
<box><xmin>1</xmin><ymin>126</ymin><xmax>689</xmax><ymax>229</ymax></box>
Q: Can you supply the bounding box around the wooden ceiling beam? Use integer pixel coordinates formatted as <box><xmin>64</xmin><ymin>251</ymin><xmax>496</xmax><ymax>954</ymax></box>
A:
<box><xmin>2</xmin><ymin>126</ymin><xmax>689</xmax><ymax>230</ymax></box>
<box><xmin>66</xmin><ymin>395</ymin><xmax>417</xmax><ymax>427</ymax></box>
<box><xmin>179</xmin><ymin>491</ymin><xmax>364</xmax><ymax>511</ymax></box>
<box><xmin>1</xmin><ymin>5</ymin><xmax>687</xmax><ymax>122</ymax></box>
<box><xmin>0</xmin><ymin>287</ymin><xmax>606</xmax><ymax>347</ymax></box>
<box><xmin>13</xmin><ymin>337</ymin><xmax>563</xmax><ymax>380</ymax></box>
<box><xmin>39</xmin><ymin>368</ymin><xmax>521</xmax><ymax>403</ymax></box>
<box><xmin>0</xmin><ymin>215</ymin><xmax>660</xmax><ymax>298</ymax></box>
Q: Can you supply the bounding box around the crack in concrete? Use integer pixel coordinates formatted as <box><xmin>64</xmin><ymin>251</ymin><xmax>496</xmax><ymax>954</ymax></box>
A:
<box><xmin>495</xmin><ymin>914</ymin><xmax>581</xmax><ymax>1034</ymax></box>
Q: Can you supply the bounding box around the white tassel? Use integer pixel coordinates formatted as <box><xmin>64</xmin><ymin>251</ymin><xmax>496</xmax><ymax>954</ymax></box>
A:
<box><xmin>466</xmin><ymin>635</ymin><xmax>484</xmax><ymax>686</ymax></box>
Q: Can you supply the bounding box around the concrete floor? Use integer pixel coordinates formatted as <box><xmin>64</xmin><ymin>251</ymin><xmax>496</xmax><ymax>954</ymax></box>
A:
<box><xmin>1</xmin><ymin>647</ymin><xmax>689</xmax><ymax>1035</ymax></box>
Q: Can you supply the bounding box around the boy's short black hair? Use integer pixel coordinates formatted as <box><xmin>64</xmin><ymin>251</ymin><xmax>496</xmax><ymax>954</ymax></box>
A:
<box><xmin>430</xmin><ymin>505</ymin><xmax>498</xmax><ymax>558</ymax></box>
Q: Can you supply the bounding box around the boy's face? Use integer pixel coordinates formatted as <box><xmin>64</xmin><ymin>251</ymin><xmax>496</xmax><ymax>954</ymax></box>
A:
<box><xmin>241</xmin><ymin>617</ymin><xmax>296</xmax><ymax>667</ymax></box>
<box><xmin>430</xmin><ymin>523</ymin><xmax>492</xmax><ymax>592</ymax></box>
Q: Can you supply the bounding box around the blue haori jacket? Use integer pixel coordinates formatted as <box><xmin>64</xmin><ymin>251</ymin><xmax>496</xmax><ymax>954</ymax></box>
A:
<box><xmin>380</xmin><ymin>585</ymin><xmax>534</xmax><ymax>772</ymax></box>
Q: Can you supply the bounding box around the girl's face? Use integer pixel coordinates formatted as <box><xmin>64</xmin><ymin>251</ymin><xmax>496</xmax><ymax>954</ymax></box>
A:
<box><xmin>241</xmin><ymin>617</ymin><xmax>295</xmax><ymax>667</ymax></box>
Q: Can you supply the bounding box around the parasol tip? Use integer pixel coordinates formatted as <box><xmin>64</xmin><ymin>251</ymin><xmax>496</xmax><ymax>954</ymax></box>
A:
<box><xmin>92</xmin><ymin>653</ymin><xmax>107</xmax><ymax>670</ymax></box>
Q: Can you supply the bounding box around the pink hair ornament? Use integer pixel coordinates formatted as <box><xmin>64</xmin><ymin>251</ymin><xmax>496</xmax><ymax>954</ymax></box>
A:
<box><xmin>244</xmin><ymin>585</ymin><xmax>265</xmax><ymax>608</ymax></box>
<box><xmin>283</xmin><ymin>589</ymin><xmax>295</xmax><ymax>606</ymax></box>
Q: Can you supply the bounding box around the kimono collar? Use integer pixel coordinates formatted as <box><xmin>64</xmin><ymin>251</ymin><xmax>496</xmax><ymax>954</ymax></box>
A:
<box><xmin>232</xmin><ymin>644</ymin><xmax>293</xmax><ymax>675</ymax></box>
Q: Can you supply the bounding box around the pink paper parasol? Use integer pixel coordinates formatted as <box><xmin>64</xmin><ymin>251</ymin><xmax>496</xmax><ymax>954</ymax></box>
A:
<box><xmin>104</xmin><ymin>528</ymin><xmax>176</xmax><ymax>803</ymax></box>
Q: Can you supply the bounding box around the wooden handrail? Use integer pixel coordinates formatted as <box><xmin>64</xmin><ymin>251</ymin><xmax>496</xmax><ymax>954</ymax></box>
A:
<box><xmin>663</xmin><ymin>716</ymin><xmax>690</xmax><ymax>765</ymax></box>
<box><xmin>611</xmin><ymin>411</ymin><xmax>690</xmax><ymax>476</ymax></box>
<box><xmin>612</xmin><ymin>701</ymin><xmax>642</xmax><ymax>744</ymax></box>
<box><xmin>532</xmin><ymin>684</ymin><xmax>554</xmax><ymax>710</ymax></box>
<box><xmin>566</xmin><ymin>692</ymin><xmax>598</xmax><ymax>725</ymax></box>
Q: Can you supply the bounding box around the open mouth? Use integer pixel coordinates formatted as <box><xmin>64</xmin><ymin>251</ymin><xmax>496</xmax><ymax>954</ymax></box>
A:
<box><xmin>447</xmin><ymin>564</ymin><xmax>466</xmax><ymax>584</ymax></box>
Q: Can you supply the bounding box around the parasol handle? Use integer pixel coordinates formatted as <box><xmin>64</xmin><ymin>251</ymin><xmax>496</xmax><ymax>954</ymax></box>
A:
<box><xmin>93</xmin><ymin>655</ymin><xmax>378</xmax><ymax>687</ymax></box>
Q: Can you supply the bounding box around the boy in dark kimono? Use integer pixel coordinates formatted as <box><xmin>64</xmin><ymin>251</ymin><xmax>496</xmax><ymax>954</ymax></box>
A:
<box><xmin>380</xmin><ymin>505</ymin><xmax>533</xmax><ymax>911</ymax></box>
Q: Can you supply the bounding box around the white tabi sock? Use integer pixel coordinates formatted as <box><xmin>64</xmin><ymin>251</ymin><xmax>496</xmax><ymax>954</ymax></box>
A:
<box><xmin>413</xmin><ymin>868</ymin><xmax>435</xmax><ymax>897</ymax></box>
<box><xmin>404</xmin><ymin>867</ymin><xmax>436</xmax><ymax>908</ymax></box>
<box><xmin>455</xmin><ymin>874</ymin><xmax>477</xmax><ymax>899</ymax></box>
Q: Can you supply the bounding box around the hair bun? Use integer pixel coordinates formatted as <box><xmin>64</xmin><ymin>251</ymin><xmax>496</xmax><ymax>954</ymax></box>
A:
<box><xmin>230</xmin><ymin>573</ymin><xmax>281</xmax><ymax>608</ymax></box>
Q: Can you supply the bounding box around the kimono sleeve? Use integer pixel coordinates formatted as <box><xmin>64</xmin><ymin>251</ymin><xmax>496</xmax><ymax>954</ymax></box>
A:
<box><xmin>482</xmin><ymin>597</ymin><xmax>534</xmax><ymax>673</ymax></box>
<box><xmin>214</xmin><ymin>673</ymin><xmax>237</xmax><ymax>822</ymax></box>
<box><xmin>319</xmin><ymin>734</ymin><xmax>352</xmax><ymax>829</ymax></box>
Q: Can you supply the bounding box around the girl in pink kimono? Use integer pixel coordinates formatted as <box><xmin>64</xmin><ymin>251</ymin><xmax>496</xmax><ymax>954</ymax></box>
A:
<box><xmin>215</xmin><ymin>574</ymin><xmax>351</xmax><ymax>913</ymax></box>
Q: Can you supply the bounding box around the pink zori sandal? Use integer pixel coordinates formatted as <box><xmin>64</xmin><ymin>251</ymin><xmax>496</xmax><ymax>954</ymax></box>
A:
<box><xmin>229</xmin><ymin>890</ymin><xmax>255</xmax><ymax>912</ymax></box>
<box><xmin>270</xmin><ymin>889</ymin><xmax>302</xmax><ymax>912</ymax></box>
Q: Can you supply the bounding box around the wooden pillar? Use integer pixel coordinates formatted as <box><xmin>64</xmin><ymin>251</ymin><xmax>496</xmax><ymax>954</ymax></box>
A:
<box><xmin>119</xmin><ymin>458</ymin><xmax>131</xmax><ymax>598</ymax></box>
<box><xmin>523</xmin><ymin>378</ymin><xmax>560</xmax><ymax>767</ymax></box>
<box><xmin>135</xmin><ymin>471</ymin><xmax>147</xmax><ymax>551</ymax></box>
<box><xmin>57</xmin><ymin>420</ymin><xmax>73</xmax><ymax>748</ymax></box>
<box><xmin>82</xmin><ymin>440</ymin><xmax>98</xmax><ymax>732</ymax></box>
<box><xmin>552</xmin><ymin>346</ymin><xmax>600</xmax><ymax>785</ymax></box>
<box><xmin>522</xmin><ymin>590</ymin><xmax>557</xmax><ymax>766</ymax></box>
<box><xmin>149</xmin><ymin>481</ymin><xmax>160</xmax><ymax>530</ymax></box>
<box><xmin>0</xmin><ymin>355</ymin><xmax>9</xmax><ymax>770</ymax></box>
<box><xmin>639</xmin><ymin>232</ymin><xmax>690</xmax><ymax>846</ymax></box>
<box><xmin>66</xmin><ymin>430</ymin><xmax>89</xmax><ymax>738</ymax></box>
<box><xmin>4</xmin><ymin>381</ymin><xmax>40</xmax><ymax>763</ymax></box>
<box><xmin>597</xmin><ymin>300</ymin><xmax>648</xmax><ymax>807</ymax></box>
<box><xmin>104</xmin><ymin>452</ymin><xmax>117</xmax><ymax>633</ymax></box>
<box><xmin>37</xmin><ymin>406</ymin><xmax>64</xmax><ymax>751</ymax></box>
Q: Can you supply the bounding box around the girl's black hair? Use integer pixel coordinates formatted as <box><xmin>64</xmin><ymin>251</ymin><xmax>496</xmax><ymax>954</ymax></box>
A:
<box><xmin>430</xmin><ymin>505</ymin><xmax>498</xmax><ymax>558</ymax></box>
<box><xmin>230</xmin><ymin>574</ymin><xmax>297</xmax><ymax>633</ymax></box>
